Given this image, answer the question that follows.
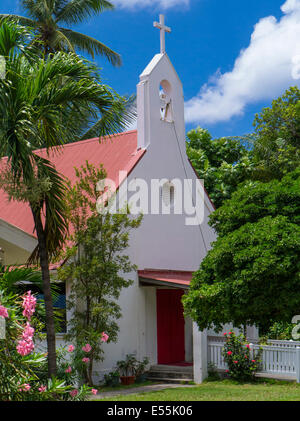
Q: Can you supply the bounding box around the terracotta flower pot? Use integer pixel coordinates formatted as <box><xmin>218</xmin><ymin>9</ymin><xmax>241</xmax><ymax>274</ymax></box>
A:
<box><xmin>120</xmin><ymin>376</ymin><xmax>135</xmax><ymax>385</ymax></box>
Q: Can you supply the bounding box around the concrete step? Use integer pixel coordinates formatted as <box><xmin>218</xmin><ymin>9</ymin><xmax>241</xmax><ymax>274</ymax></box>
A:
<box><xmin>147</xmin><ymin>364</ymin><xmax>194</xmax><ymax>383</ymax></box>
<box><xmin>150</xmin><ymin>365</ymin><xmax>193</xmax><ymax>373</ymax></box>
<box><xmin>147</xmin><ymin>371</ymin><xmax>193</xmax><ymax>380</ymax></box>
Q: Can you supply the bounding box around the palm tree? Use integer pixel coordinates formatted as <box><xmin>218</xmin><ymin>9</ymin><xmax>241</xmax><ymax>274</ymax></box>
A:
<box><xmin>0</xmin><ymin>0</ymin><xmax>121</xmax><ymax>66</ymax></box>
<box><xmin>0</xmin><ymin>20</ymin><xmax>130</xmax><ymax>376</ymax></box>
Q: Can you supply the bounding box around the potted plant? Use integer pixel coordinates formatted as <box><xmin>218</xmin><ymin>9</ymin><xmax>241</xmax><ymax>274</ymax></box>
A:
<box><xmin>116</xmin><ymin>354</ymin><xmax>137</xmax><ymax>385</ymax></box>
<box><xmin>104</xmin><ymin>370</ymin><xmax>120</xmax><ymax>387</ymax></box>
<box><xmin>134</xmin><ymin>357</ymin><xmax>149</xmax><ymax>383</ymax></box>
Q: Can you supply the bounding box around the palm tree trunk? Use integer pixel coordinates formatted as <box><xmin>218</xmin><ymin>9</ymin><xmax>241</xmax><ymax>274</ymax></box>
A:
<box><xmin>31</xmin><ymin>205</ymin><xmax>57</xmax><ymax>377</ymax></box>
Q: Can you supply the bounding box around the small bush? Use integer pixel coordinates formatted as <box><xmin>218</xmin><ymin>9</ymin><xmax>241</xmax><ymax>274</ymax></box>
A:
<box><xmin>104</xmin><ymin>370</ymin><xmax>120</xmax><ymax>387</ymax></box>
<box><xmin>264</xmin><ymin>321</ymin><xmax>294</xmax><ymax>340</ymax></box>
<box><xmin>207</xmin><ymin>362</ymin><xmax>220</xmax><ymax>381</ymax></box>
<box><xmin>222</xmin><ymin>332</ymin><xmax>262</xmax><ymax>382</ymax></box>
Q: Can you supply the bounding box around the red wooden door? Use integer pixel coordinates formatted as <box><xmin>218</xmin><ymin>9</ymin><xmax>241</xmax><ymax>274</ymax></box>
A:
<box><xmin>156</xmin><ymin>289</ymin><xmax>185</xmax><ymax>364</ymax></box>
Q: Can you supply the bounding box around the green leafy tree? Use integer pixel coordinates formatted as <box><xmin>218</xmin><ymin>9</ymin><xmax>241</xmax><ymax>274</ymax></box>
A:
<box><xmin>186</xmin><ymin>127</ymin><xmax>252</xmax><ymax>208</ymax></box>
<box><xmin>0</xmin><ymin>20</ymin><xmax>133</xmax><ymax>377</ymax></box>
<box><xmin>251</xmin><ymin>86</ymin><xmax>300</xmax><ymax>181</ymax></box>
<box><xmin>0</xmin><ymin>0</ymin><xmax>121</xmax><ymax>65</ymax></box>
<box><xmin>57</xmin><ymin>162</ymin><xmax>142</xmax><ymax>386</ymax></box>
<box><xmin>209</xmin><ymin>169</ymin><xmax>300</xmax><ymax>237</ymax></box>
<box><xmin>183</xmin><ymin>169</ymin><xmax>300</xmax><ymax>333</ymax></box>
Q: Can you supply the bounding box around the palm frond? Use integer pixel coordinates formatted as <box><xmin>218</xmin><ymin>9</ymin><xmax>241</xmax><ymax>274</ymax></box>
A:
<box><xmin>81</xmin><ymin>95</ymin><xmax>137</xmax><ymax>139</ymax></box>
<box><xmin>0</xmin><ymin>14</ymin><xmax>37</xmax><ymax>29</ymax></box>
<box><xmin>50</xmin><ymin>29</ymin><xmax>75</xmax><ymax>52</ymax></box>
<box><xmin>0</xmin><ymin>266</ymin><xmax>42</xmax><ymax>292</ymax></box>
<box><xmin>55</xmin><ymin>0</ymin><xmax>114</xmax><ymax>25</ymax></box>
<box><xmin>20</xmin><ymin>0</ymin><xmax>52</xmax><ymax>21</ymax></box>
<box><xmin>29</xmin><ymin>156</ymin><xmax>69</xmax><ymax>262</ymax></box>
<box><xmin>0</xmin><ymin>18</ymin><xmax>35</xmax><ymax>57</ymax></box>
<box><xmin>60</xmin><ymin>27</ymin><xmax>121</xmax><ymax>65</ymax></box>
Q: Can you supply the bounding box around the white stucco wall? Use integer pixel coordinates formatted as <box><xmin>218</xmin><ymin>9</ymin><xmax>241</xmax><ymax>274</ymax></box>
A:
<box><xmin>91</xmin><ymin>272</ymin><xmax>158</xmax><ymax>382</ymax></box>
<box><xmin>94</xmin><ymin>53</ymin><xmax>217</xmax><ymax>380</ymax></box>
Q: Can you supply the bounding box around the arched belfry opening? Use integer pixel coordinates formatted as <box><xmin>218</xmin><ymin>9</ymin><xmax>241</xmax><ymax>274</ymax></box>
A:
<box><xmin>159</xmin><ymin>79</ymin><xmax>173</xmax><ymax>122</ymax></box>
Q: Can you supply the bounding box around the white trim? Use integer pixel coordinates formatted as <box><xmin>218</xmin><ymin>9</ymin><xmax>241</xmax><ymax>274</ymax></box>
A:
<box><xmin>0</xmin><ymin>218</ymin><xmax>37</xmax><ymax>252</ymax></box>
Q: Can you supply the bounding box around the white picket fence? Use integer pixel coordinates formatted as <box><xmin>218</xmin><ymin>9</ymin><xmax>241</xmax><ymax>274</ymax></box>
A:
<box><xmin>208</xmin><ymin>339</ymin><xmax>300</xmax><ymax>381</ymax></box>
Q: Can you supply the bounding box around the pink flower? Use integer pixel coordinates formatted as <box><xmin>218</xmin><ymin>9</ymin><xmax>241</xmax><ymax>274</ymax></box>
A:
<box><xmin>68</xmin><ymin>345</ymin><xmax>75</xmax><ymax>352</ymax></box>
<box><xmin>22</xmin><ymin>322</ymin><xmax>34</xmax><ymax>341</ymax></box>
<box><xmin>38</xmin><ymin>385</ymin><xmax>47</xmax><ymax>393</ymax></box>
<box><xmin>227</xmin><ymin>351</ymin><xmax>232</xmax><ymax>355</ymax></box>
<box><xmin>0</xmin><ymin>304</ymin><xmax>8</xmax><ymax>318</ymax></box>
<box><xmin>101</xmin><ymin>332</ymin><xmax>109</xmax><ymax>342</ymax></box>
<box><xmin>82</xmin><ymin>343</ymin><xmax>92</xmax><ymax>353</ymax></box>
<box><xmin>22</xmin><ymin>291</ymin><xmax>36</xmax><ymax>321</ymax></box>
<box><xmin>16</xmin><ymin>322</ymin><xmax>35</xmax><ymax>356</ymax></box>
<box><xmin>91</xmin><ymin>389</ymin><xmax>98</xmax><ymax>395</ymax></box>
<box><xmin>16</xmin><ymin>337</ymin><xmax>34</xmax><ymax>356</ymax></box>
<box><xmin>21</xmin><ymin>384</ymin><xmax>31</xmax><ymax>392</ymax></box>
<box><xmin>70</xmin><ymin>389</ymin><xmax>78</xmax><ymax>398</ymax></box>
<box><xmin>223</xmin><ymin>332</ymin><xmax>227</xmax><ymax>336</ymax></box>
<box><xmin>65</xmin><ymin>366</ymin><xmax>72</xmax><ymax>373</ymax></box>
<box><xmin>252</xmin><ymin>360</ymin><xmax>256</xmax><ymax>363</ymax></box>
<box><xmin>226</xmin><ymin>370</ymin><xmax>229</xmax><ymax>373</ymax></box>
<box><xmin>246</xmin><ymin>344</ymin><xmax>250</xmax><ymax>349</ymax></box>
<box><xmin>82</xmin><ymin>357</ymin><xmax>90</xmax><ymax>364</ymax></box>
<box><xmin>233</xmin><ymin>360</ymin><xmax>238</xmax><ymax>364</ymax></box>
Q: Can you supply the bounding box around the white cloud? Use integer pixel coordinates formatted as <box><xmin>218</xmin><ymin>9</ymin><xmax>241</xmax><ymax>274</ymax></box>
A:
<box><xmin>113</xmin><ymin>0</ymin><xmax>189</xmax><ymax>9</ymax></box>
<box><xmin>185</xmin><ymin>0</ymin><xmax>300</xmax><ymax>125</ymax></box>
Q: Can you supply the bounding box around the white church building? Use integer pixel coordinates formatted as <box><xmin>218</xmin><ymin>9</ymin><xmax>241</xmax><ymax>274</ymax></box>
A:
<box><xmin>0</xmin><ymin>15</ymin><xmax>257</xmax><ymax>383</ymax></box>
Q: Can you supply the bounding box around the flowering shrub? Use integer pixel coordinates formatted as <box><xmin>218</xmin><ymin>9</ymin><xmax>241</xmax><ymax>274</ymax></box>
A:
<box><xmin>57</xmin><ymin>335</ymin><xmax>109</xmax><ymax>388</ymax></box>
<box><xmin>0</xmin><ymin>289</ymin><xmax>95</xmax><ymax>401</ymax></box>
<box><xmin>222</xmin><ymin>332</ymin><xmax>262</xmax><ymax>381</ymax></box>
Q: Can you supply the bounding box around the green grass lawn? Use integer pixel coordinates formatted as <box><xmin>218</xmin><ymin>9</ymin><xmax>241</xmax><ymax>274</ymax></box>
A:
<box><xmin>97</xmin><ymin>379</ymin><xmax>300</xmax><ymax>401</ymax></box>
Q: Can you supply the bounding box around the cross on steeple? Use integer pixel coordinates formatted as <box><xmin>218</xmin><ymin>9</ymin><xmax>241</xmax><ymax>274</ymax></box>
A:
<box><xmin>153</xmin><ymin>14</ymin><xmax>171</xmax><ymax>54</ymax></box>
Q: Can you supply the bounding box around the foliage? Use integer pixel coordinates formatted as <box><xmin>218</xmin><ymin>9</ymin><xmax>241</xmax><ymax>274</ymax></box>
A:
<box><xmin>263</xmin><ymin>321</ymin><xmax>294</xmax><ymax>341</ymax></box>
<box><xmin>222</xmin><ymin>332</ymin><xmax>262</xmax><ymax>382</ymax></box>
<box><xmin>134</xmin><ymin>357</ymin><xmax>149</xmax><ymax>380</ymax></box>
<box><xmin>184</xmin><ymin>215</ymin><xmax>300</xmax><ymax>332</ymax></box>
<box><xmin>0</xmin><ymin>0</ymin><xmax>121</xmax><ymax>65</ymax></box>
<box><xmin>0</xmin><ymin>265</ymin><xmax>64</xmax><ymax>337</ymax></box>
<box><xmin>115</xmin><ymin>354</ymin><xmax>149</xmax><ymax>380</ymax></box>
<box><xmin>0</xmin><ymin>287</ymin><xmax>91</xmax><ymax>400</ymax></box>
<box><xmin>207</xmin><ymin>362</ymin><xmax>220</xmax><ymax>381</ymax></box>
<box><xmin>187</xmin><ymin>87</ymin><xmax>300</xmax><ymax>208</ymax></box>
<box><xmin>116</xmin><ymin>354</ymin><xmax>138</xmax><ymax>377</ymax></box>
<box><xmin>183</xmin><ymin>170</ymin><xmax>300</xmax><ymax>333</ymax></box>
<box><xmin>104</xmin><ymin>370</ymin><xmax>120</xmax><ymax>387</ymax></box>
<box><xmin>186</xmin><ymin>127</ymin><xmax>252</xmax><ymax>208</ymax></box>
<box><xmin>57</xmin><ymin>162</ymin><xmax>142</xmax><ymax>385</ymax></box>
<box><xmin>209</xmin><ymin>168</ymin><xmax>300</xmax><ymax>237</ymax></box>
<box><xmin>251</xmin><ymin>86</ymin><xmax>300</xmax><ymax>181</ymax></box>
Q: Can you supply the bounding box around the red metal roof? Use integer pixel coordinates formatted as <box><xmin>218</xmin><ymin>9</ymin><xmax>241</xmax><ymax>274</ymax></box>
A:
<box><xmin>0</xmin><ymin>130</ymin><xmax>145</xmax><ymax>238</ymax></box>
<box><xmin>138</xmin><ymin>269</ymin><xmax>193</xmax><ymax>287</ymax></box>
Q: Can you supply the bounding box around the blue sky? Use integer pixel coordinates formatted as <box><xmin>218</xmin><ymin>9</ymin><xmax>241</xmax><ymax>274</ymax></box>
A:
<box><xmin>1</xmin><ymin>0</ymin><xmax>299</xmax><ymax>138</ymax></box>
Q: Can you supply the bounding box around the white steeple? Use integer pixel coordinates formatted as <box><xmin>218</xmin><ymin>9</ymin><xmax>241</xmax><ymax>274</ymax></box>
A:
<box><xmin>137</xmin><ymin>15</ymin><xmax>185</xmax><ymax>156</ymax></box>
